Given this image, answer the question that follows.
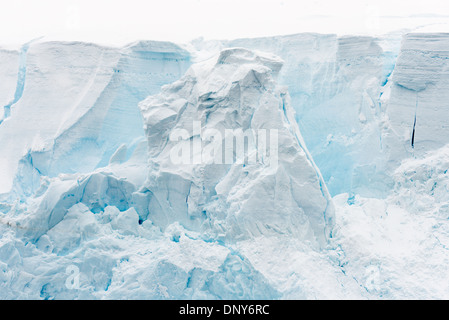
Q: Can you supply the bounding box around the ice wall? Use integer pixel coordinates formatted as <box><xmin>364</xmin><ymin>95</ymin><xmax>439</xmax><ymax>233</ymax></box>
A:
<box><xmin>0</xmin><ymin>40</ymin><xmax>190</xmax><ymax>197</ymax></box>
<box><xmin>226</xmin><ymin>33</ymin><xmax>449</xmax><ymax>198</ymax></box>
<box><xmin>3</xmin><ymin>32</ymin><xmax>448</xmax><ymax>200</ymax></box>
<box><xmin>383</xmin><ymin>33</ymin><xmax>449</xmax><ymax>166</ymax></box>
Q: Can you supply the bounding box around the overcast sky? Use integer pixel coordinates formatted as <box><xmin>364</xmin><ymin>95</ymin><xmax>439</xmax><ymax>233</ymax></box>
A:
<box><xmin>1</xmin><ymin>0</ymin><xmax>449</xmax><ymax>46</ymax></box>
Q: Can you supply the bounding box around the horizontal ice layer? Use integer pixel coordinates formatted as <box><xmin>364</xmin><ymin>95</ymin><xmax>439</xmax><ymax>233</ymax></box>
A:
<box><xmin>383</xmin><ymin>33</ymin><xmax>449</xmax><ymax>166</ymax></box>
<box><xmin>333</xmin><ymin>144</ymin><xmax>449</xmax><ymax>299</ymax></box>
<box><xmin>0</xmin><ymin>40</ymin><xmax>191</xmax><ymax>196</ymax></box>
<box><xmin>139</xmin><ymin>48</ymin><xmax>334</xmax><ymax>247</ymax></box>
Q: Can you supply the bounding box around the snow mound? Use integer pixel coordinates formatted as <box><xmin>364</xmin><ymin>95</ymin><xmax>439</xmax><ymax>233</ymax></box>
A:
<box><xmin>333</xmin><ymin>144</ymin><xmax>449</xmax><ymax>299</ymax></box>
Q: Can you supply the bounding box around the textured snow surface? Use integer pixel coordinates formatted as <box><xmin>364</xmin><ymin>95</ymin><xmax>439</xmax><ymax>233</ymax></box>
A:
<box><xmin>1</xmin><ymin>33</ymin><xmax>449</xmax><ymax>299</ymax></box>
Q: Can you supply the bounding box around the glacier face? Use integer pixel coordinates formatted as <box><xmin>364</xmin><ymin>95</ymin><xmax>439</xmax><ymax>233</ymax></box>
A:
<box><xmin>0</xmin><ymin>32</ymin><xmax>449</xmax><ymax>299</ymax></box>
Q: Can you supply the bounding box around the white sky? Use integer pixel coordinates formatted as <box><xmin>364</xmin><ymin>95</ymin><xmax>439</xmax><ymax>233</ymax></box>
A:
<box><xmin>1</xmin><ymin>0</ymin><xmax>449</xmax><ymax>46</ymax></box>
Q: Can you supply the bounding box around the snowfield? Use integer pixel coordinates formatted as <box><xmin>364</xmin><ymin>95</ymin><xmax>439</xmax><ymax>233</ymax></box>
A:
<box><xmin>0</xmin><ymin>32</ymin><xmax>449</xmax><ymax>299</ymax></box>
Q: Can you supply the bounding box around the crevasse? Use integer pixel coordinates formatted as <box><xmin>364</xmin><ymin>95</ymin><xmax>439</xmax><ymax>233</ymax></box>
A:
<box><xmin>1</xmin><ymin>41</ymin><xmax>31</xmax><ymax>125</ymax></box>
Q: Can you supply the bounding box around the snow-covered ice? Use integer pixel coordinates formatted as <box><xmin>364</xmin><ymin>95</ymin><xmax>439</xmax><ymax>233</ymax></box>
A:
<box><xmin>1</xmin><ymin>31</ymin><xmax>449</xmax><ymax>299</ymax></box>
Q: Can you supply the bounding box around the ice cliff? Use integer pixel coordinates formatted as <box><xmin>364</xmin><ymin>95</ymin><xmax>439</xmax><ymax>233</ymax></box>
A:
<box><xmin>139</xmin><ymin>48</ymin><xmax>334</xmax><ymax>246</ymax></box>
<box><xmin>0</xmin><ymin>32</ymin><xmax>449</xmax><ymax>299</ymax></box>
<box><xmin>0</xmin><ymin>40</ymin><xmax>191</xmax><ymax>196</ymax></box>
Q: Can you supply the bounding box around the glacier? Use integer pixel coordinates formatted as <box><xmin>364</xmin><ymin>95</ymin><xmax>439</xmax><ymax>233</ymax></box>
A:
<box><xmin>0</xmin><ymin>32</ymin><xmax>449</xmax><ymax>299</ymax></box>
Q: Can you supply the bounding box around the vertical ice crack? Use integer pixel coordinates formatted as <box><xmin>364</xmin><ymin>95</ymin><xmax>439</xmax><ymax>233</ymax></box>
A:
<box><xmin>0</xmin><ymin>39</ymin><xmax>35</xmax><ymax>125</ymax></box>
<box><xmin>411</xmin><ymin>115</ymin><xmax>416</xmax><ymax>149</ymax></box>
<box><xmin>279</xmin><ymin>92</ymin><xmax>334</xmax><ymax>241</ymax></box>
<box><xmin>411</xmin><ymin>93</ymin><xmax>418</xmax><ymax>149</ymax></box>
